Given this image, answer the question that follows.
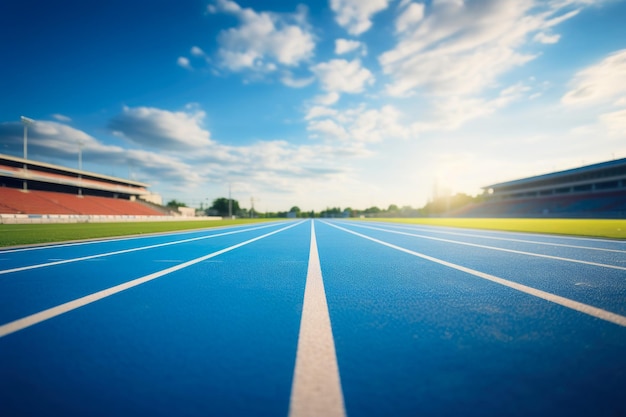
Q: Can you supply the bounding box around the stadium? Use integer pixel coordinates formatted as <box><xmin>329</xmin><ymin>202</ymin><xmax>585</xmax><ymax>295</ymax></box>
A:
<box><xmin>2</xmin><ymin>152</ymin><xmax>625</xmax><ymax>221</ymax></box>
<box><xmin>0</xmin><ymin>152</ymin><xmax>191</xmax><ymax>223</ymax></box>
<box><xmin>2</xmin><ymin>154</ymin><xmax>625</xmax><ymax>417</ymax></box>
<box><xmin>454</xmin><ymin>158</ymin><xmax>626</xmax><ymax>218</ymax></box>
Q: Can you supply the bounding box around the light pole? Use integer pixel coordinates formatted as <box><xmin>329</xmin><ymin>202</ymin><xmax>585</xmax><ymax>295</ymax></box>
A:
<box><xmin>78</xmin><ymin>140</ymin><xmax>83</xmax><ymax>171</ymax></box>
<box><xmin>228</xmin><ymin>183</ymin><xmax>232</xmax><ymax>219</ymax></box>
<box><xmin>78</xmin><ymin>139</ymin><xmax>83</xmax><ymax>196</ymax></box>
<box><xmin>20</xmin><ymin>116</ymin><xmax>35</xmax><ymax>191</ymax></box>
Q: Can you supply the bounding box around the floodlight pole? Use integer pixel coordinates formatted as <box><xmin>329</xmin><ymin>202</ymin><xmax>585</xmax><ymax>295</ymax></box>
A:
<box><xmin>20</xmin><ymin>116</ymin><xmax>35</xmax><ymax>191</ymax></box>
<box><xmin>78</xmin><ymin>140</ymin><xmax>83</xmax><ymax>171</ymax></box>
<box><xmin>78</xmin><ymin>140</ymin><xmax>83</xmax><ymax>196</ymax></box>
<box><xmin>23</xmin><ymin>124</ymin><xmax>27</xmax><ymax>160</ymax></box>
<box><xmin>228</xmin><ymin>183</ymin><xmax>232</xmax><ymax>218</ymax></box>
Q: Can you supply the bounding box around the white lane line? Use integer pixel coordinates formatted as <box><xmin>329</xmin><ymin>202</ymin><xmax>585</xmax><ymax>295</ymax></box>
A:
<box><xmin>325</xmin><ymin>221</ymin><xmax>626</xmax><ymax>328</ymax></box>
<box><xmin>289</xmin><ymin>221</ymin><xmax>346</xmax><ymax>417</ymax></box>
<box><xmin>361</xmin><ymin>221</ymin><xmax>626</xmax><ymax>245</ymax></box>
<box><xmin>0</xmin><ymin>223</ymin><xmax>284</xmax><ymax>276</ymax></box>
<box><xmin>0</xmin><ymin>221</ymin><xmax>282</xmax><ymax>254</ymax></box>
<box><xmin>370</xmin><ymin>223</ymin><xmax>626</xmax><ymax>254</ymax></box>
<box><xmin>0</xmin><ymin>221</ymin><xmax>304</xmax><ymax>338</ymax></box>
<box><xmin>341</xmin><ymin>222</ymin><xmax>626</xmax><ymax>272</ymax></box>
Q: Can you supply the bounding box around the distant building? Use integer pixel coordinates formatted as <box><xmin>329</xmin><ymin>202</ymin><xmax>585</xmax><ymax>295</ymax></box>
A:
<box><xmin>484</xmin><ymin>158</ymin><xmax>626</xmax><ymax>200</ymax></box>
<box><xmin>0</xmin><ymin>153</ymin><xmax>160</xmax><ymax>203</ymax></box>
<box><xmin>0</xmin><ymin>153</ymin><xmax>166</xmax><ymax>218</ymax></box>
<box><xmin>455</xmin><ymin>158</ymin><xmax>626</xmax><ymax>218</ymax></box>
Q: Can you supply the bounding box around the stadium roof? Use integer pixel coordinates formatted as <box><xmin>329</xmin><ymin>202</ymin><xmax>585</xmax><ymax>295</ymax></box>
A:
<box><xmin>0</xmin><ymin>153</ymin><xmax>151</xmax><ymax>197</ymax></box>
<box><xmin>0</xmin><ymin>153</ymin><xmax>149</xmax><ymax>188</ymax></box>
<box><xmin>483</xmin><ymin>158</ymin><xmax>626</xmax><ymax>191</ymax></box>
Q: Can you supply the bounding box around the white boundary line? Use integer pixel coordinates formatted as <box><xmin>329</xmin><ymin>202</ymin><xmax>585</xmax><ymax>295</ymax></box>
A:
<box><xmin>324</xmin><ymin>221</ymin><xmax>626</xmax><ymax>328</ymax></box>
<box><xmin>369</xmin><ymin>222</ymin><xmax>626</xmax><ymax>254</ymax></box>
<box><xmin>362</xmin><ymin>221</ymin><xmax>626</xmax><ymax>244</ymax></box>
<box><xmin>0</xmin><ymin>221</ymin><xmax>284</xmax><ymax>254</ymax></box>
<box><xmin>0</xmin><ymin>223</ymin><xmax>283</xmax><ymax>276</ymax></box>
<box><xmin>0</xmin><ymin>221</ymin><xmax>304</xmax><ymax>338</ymax></box>
<box><xmin>289</xmin><ymin>221</ymin><xmax>346</xmax><ymax>417</ymax></box>
<box><xmin>341</xmin><ymin>222</ymin><xmax>626</xmax><ymax>271</ymax></box>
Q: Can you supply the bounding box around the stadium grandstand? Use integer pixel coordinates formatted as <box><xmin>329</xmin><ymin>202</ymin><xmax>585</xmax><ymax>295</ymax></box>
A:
<box><xmin>0</xmin><ymin>153</ymin><xmax>172</xmax><ymax>222</ymax></box>
<box><xmin>455</xmin><ymin>158</ymin><xmax>626</xmax><ymax>218</ymax></box>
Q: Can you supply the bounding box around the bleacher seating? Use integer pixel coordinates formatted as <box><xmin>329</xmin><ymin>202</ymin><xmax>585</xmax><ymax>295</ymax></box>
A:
<box><xmin>0</xmin><ymin>188</ymin><xmax>164</xmax><ymax>216</ymax></box>
<box><xmin>452</xmin><ymin>191</ymin><xmax>626</xmax><ymax>218</ymax></box>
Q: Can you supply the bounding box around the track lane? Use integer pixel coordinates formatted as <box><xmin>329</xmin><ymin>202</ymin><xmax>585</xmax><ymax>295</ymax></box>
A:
<box><xmin>289</xmin><ymin>221</ymin><xmax>346</xmax><ymax>417</ymax></box>
<box><xmin>332</xmin><ymin>221</ymin><xmax>626</xmax><ymax>317</ymax></box>
<box><xmin>0</xmin><ymin>222</ymin><xmax>303</xmax><ymax>326</ymax></box>
<box><xmin>0</xmin><ymin>221</ymin><xmax>311</xmax><ymax>417</ymax></box>
<box><xmin>0</xmin><ymin>222</ymin><xmax>284</xmax><ymax>272</ymax></box>
<box><xmin>315</xmin><ymin>220</ymin><xmax>626</xmax><ymax>417</ymax></box>
<box><xmin>363</xmin><ymin>221</ymin><xmax>626</xmax><ymax>250</ymax></box>
<box><xmin>2</xmin><ymin>219</ymin><xmax>625</xmax><ymax>417</ymax></box>
<box><xmin>342</xmin><ymin>221</ymin><xmax>626</xmax><ymax>269</ymax></box>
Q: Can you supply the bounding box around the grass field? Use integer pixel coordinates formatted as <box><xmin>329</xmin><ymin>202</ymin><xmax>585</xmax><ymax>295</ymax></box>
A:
<box><xmin>1</xmin><ymin>217</ymin><xmax>625</xmax><ymax>248</ymax></box>
<box><xmin>0</xmin><ymin>219</ymin><xmax>275</xmax><ymax>247</ymax></box>
<box><xmin>363</xmin><ymin>218</ymin><xmax>626</xmax><ymax>239</ymax></box>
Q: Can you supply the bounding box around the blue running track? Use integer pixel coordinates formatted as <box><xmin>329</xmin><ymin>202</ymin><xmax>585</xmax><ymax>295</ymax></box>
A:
<box><xmin>1</xmin><ymin>219</ymin><xmax>625</xmax><ymax>416</ymax></box>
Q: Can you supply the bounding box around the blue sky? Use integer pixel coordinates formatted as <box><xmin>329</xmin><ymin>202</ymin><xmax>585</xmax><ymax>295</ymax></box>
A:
<box><xmin>1</xmin><ymin>0</ymin><xmax>626</xmax><ymax>212</ymax></box>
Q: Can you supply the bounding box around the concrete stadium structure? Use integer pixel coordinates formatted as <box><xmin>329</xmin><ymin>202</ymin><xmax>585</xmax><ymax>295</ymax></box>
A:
<box><xmin>0</xmin><ymin>153</ymin><xmax>173</xmax><ymax>223</ymax></box>
<box><xmin>0</xmin><ymin>153</ymin><xmax>159</xmax><ymax>202</ymax></box>
<box><xmin>459</xmin><ymin>158</ymin><xmax>626</xmax><ymax>218</ymax></box>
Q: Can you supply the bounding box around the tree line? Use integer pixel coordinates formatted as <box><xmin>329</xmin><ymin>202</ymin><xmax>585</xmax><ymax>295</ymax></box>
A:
<box><xmin>167</xmin><ymin>192</ymin><xmax>485</xmax><ymax>218</ymax></box>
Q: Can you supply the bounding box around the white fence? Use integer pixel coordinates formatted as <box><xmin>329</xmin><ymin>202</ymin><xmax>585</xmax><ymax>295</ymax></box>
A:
<box><xmin>0</xmin><ymin>214</ymin><xmax>223</xmax><ymax>224</ymax></box>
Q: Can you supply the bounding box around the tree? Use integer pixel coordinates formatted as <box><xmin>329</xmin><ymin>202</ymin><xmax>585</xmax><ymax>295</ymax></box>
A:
<box><xmin>421</xmin><ymin>192</ymin><xmax>477</xmax><ymax>216</ymax></box>
<box><xmin>343</xmin><ymin>207</ymin><xmax>358</xmax><ymax>218</ymax></box>
<box><xmin>288</xmin><ymin>206</ymin><xmax>304</xmax><ymax>218</ymax></box>
<box><xmin>363</xmin><ymin>206</ymin><xmax>381</xmax><ymax>214</ymax></box>
<box><xmin>209</xmin><ymin>197</ymin><xmax>240</xmax><ymax>217</ymax></box>
<box><xmin>166</xmin><ymin>199</ymin><xmax>187</xmax><ymax>209</ymax></box>
<box><xmin>320</xmin><ymin>207</ymin><xmax>342</xmax><ymax>218</ymax></box>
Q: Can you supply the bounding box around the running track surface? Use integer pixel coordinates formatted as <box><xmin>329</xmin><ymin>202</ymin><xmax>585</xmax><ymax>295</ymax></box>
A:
<box><xmin>1</xmin><ymin>220</ymin><xmax>625</xmax><ymax>417</ymax></box>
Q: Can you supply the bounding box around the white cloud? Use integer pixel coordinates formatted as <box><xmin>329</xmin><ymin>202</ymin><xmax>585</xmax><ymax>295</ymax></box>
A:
<box><xmin>177</xmin><ymin>56</ymin><xmax>192</xmax><ymax>70</ymax></box>
<box><xmin>109</xmin><ymin>106</ymin><xmax>212</xmax><ymax>150</ymax></box>
<box><xmin>305</xmin><ymin>106</ymin><xmax>339</xmax><ymax>120</ymax></box>
<box><xmin>395</xmin><ymin>2</ymin><xmax>424</xmax><ymax>33</ymax></box>
<box><xmin>314</xmin><ymin>92</ymin><xmax>341</xmax><ymax>106</ymax></box>
<box><xmin>562</xmin><ymin>49</ymin><xmax>626</xmax><ymax>105</ymax></box>
<box><xmin>335</xmin><ymin>38</ymin><xmax>365</xmax><ymax>55</ymax></box>
<box><xmin>600</xmin><ymin>108</ymin><xmax>626</xmax><ymax>137</ymax></box>
<box><xmin>407</xmin><ymin>82</ymin><xmax>532</xmax><ymax>134</ymax></box>
<box><xmin>32</xmin><ymin>121</ymin><xmax>99</xmax><ymax>149</ymax></box>
<box><xmin>534</xmin><ymin>32</ymin><xmax>560</xmax><ymax>44</ymax></box>
<box><xmin>330</xmin><ymin>0</ymin><xmax>391</xmax><ymax>35</ymax></box>
<box><xmin>350</xmin><ymin>105</ymin><xmax>410</xmax><ymax>142</ymax></box>
<box><xmin>52</xmin><ymin>114</ymin><xmax>72</xmax><ymax>122</ymax></box>
<box><xmin>281</xmin><ymin>72</ymin><xmax>315</xmax><ymax>88</ymax></box>
<box><xmin>190</xmin><ymin>46</ymin><xmax>206</xmax><ymax>57</ymax></box>
<box><xmin>0</xmin><ymin>120</ymin><xmax>200</xmax><ymax>185</ymax></box>
<box><xmin>210</xmin><ymin>0</ymin><xmax>315</xmax><ymax>72</ymax></box>
<box><xmin>307</xmin><ymin>119</ymin><xmax>350</xmax><ymax>140</ymax></box>
<box><xmin>562</xmin><ymin>49</ymin><xmax>626</xmax><ymax>139</ymax></box>
<box><xmin>387</xmin><ymin>46</ymin><xmax>534</xmax><ymax>97</ymax></box>
<box><xmin>307</xmin><ymin>104</ymin><xmax>409</xmax><ymax>143</ymax></box>
<box><xmin>311</xmin><ymin>59</ymin><xmax>374</xmax><ymax>94</ymax></box>
<box><xmin>0</xmin><ymin>112</ymin><xmax>372</xmax><ymax>208</ymax></box>
<box><xmin>379</xmin><ymin>0</ymin><xmax>581</xmax><ymax>97</ymax></box>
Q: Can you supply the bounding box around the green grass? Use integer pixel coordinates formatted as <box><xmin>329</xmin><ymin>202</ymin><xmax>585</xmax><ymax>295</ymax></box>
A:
<box><xmin>0</xmin><ymin>219</ymin><xmax>277</xmax><ymax>247</ymax></box>
<box><xmin>359</xmin><ymin>218</ymin><xmax>626</xmax><ymax>239</ymax></box>
<box><xmin>2</xmin><ymin>217</ymin><xmax>624</xmax><ymax>247</ymax></box>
